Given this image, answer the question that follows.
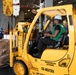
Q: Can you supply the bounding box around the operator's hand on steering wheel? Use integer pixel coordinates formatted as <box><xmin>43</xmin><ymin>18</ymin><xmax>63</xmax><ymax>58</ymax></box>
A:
<box><xmin>44</xmin><ymin>33</ymin><xmax>50</xmax><ymax>37</ymax></box>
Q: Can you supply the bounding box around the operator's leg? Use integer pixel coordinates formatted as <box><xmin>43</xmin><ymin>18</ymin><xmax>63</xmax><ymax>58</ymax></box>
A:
<box><xmin>37</xmin><ymin>37</ymin><xmax>54</xmax><ymax>54</ymax></box>
<box><xmin>36</xmin><ymin>32</ymin><xmax>43</xmax><ymax>43</ymax></box>
<box><xmin>33</xmin><ymin>37</ymin><xmax>56</xmax><ymax>58</ymax></box>
<box><xmin>29</xmin><ymin>41</ymin><xmax>37</xmax><ymax>55</ymax></box>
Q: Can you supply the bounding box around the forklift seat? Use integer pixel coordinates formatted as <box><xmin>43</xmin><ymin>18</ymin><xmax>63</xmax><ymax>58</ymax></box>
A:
<box><xmin>47</xmin><ymin>33</ymin><xmax>66</xmax><ymax>48</ymax></box>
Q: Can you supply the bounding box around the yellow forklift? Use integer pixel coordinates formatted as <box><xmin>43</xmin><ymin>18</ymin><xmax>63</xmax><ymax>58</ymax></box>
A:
<box><xmin>9</xmin><ymin>4</ymin><xmax>76</xmax><ymax>75</ymax></box>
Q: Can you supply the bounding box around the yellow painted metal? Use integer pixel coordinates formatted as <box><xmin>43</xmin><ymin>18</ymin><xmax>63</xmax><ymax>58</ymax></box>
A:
<box><xmin>69</xmin><ymin>9</ymin><xmax>76</xmax><ymax>75</ymax></box>
<box><xmin>69</xmin><ymin>46</ymin><xmax>76</xmax><ymax>75</ymax></box>
<box><xmin>10</xmin><ymin>31</ymin><xmax>13</xmax><ymax>67</ymax></box>
<box><xmin>3</xmin><ymin>0</ymin><xmax>13</xmax><ymax>16</ymax></box>
<box><xmin>43</xmin><ymin>19</ymin><xmax>50</xmax><ymax>30</ymax></box>
<box><xmin>10</xmin><ymin>4</ymin><xmax>76</xmax><ymax>75</ymax></box>
<box><xmin>41</xmin><ymin>49</ymin><xmax>68</xmax><ymax>61</ymax></box>
<box><xmin>43</xmin><ymin>9</ymin><xmax>66</xmax><ymax>17</ymax></box>
<box><xmin>73</xmin><ymin>9</ymin><xmax>76</xmax><ymax>44</ymax></box>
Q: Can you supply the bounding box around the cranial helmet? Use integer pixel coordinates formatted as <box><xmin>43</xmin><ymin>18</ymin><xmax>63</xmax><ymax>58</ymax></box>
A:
<box><xmin>54</xmin><ymin>14</ymin><xmax>62</xmax><ymax>20</ymax></box>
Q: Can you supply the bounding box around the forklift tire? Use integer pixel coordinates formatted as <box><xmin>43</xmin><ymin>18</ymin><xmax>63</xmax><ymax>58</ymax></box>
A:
<box><xmin>13</xmin><ymin>61</ymin><xmax>28</xmax><ymax>75</ymax></box>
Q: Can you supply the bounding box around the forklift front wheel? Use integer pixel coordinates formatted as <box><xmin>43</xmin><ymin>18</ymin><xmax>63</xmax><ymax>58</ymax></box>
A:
<box><xmin>13</xmin><ymin>61</ymin><xmax>28</xmax><ymax>75</ymax></box>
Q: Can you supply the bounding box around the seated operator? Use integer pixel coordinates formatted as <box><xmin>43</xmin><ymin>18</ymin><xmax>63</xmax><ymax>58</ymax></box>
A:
<box><xmin>33</xmin><ymin>14</ymin><xmax>66</xmax><ymax>58</ymax></box>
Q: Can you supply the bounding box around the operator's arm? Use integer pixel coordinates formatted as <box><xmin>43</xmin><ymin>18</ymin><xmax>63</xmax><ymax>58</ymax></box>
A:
<box><xmin>44</xmin><ymin>25</ymin><xmax>60</xmax><ymax>37</ymax></box>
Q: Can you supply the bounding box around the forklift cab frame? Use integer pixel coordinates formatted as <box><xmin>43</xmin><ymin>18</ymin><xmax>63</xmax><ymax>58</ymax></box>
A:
<box><xmin>10</xmin><ymin>4</ymin><xmax>76</xmax><ymax>75</ymax></box>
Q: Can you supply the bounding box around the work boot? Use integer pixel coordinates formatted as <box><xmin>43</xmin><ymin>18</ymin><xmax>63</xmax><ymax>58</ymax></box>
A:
<box><xmin>33</xmin><ymin>53</ymin><xmax>42</xmax><ymax>58</ymax></box>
